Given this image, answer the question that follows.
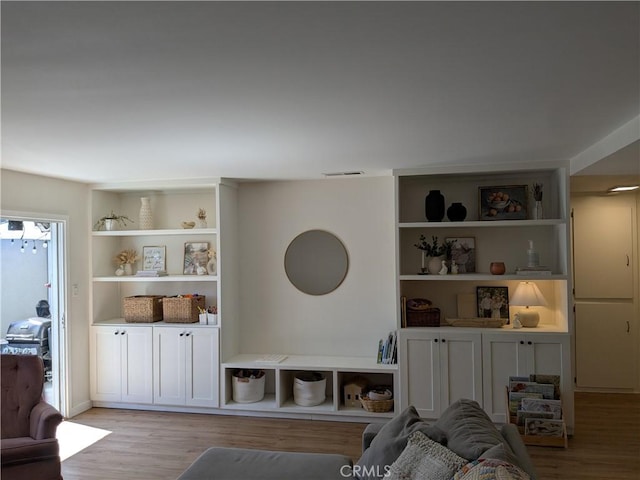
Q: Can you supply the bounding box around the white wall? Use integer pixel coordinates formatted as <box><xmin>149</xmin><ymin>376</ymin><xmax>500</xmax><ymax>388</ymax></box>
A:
<box><xmin>237</xmin><ymin>176</ymin><xmax>396</xmax><ymax>357</ymax></box>
<box><xmin>1</xmin><ymin>239</ymin><xmax>49</xmax><ymax>334</ymax></box>
<box><xmin>1</xmin><ymin>169</ymin><xmax>91</xmax><ymax>416</ymax></box>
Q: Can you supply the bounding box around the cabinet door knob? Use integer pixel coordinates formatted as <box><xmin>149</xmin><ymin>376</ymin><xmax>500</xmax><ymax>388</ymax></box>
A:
<box><xmin>185</xmin><ymin>332</ymin><xmax>191</xmax><ymax>337</ymax></box>
<box><xmin>527</xmin><ymin>341</ymin><xmax>532</xmax><ymax>345</ymax></box>
<box><xmin>520</xmin><ymin>340</ymin><xmax>524</xmax><ymax>345</ymax></box>
<box><xmin>114</xmin><ymin>330</ymin><xmax>120</xmax><ymax>335</ymax></box>
<box><xmin>441</xmin><ymin>338</ymin><xmax>446</xmax><ymax>343</ymax></box>
<box><xmin>434</xmin><ymin>338</ymin><xmax>439</xmax><ymax>343</ymax></box>
<box><xmin>179</xmin><ymin>332</ymin><xmax>184</xmax><ymax>337</ymax></box>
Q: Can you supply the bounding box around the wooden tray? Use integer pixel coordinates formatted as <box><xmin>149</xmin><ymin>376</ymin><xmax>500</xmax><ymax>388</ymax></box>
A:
<box><xmin>446</xmin><ymin>318</ymin><xmax>505</xmax><ymax>328</ymax></box>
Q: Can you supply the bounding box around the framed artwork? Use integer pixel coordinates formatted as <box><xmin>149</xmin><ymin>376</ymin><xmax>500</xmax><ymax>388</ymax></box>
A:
<box><xmin>183</xmin><ymin>242</ymin><xmax>209</xmax><ymax>275</ymax></box>
<box><xmin>478</xmin><ymin>185</ymin><xmax>528</xmax><ymax>220</ymax></box>
<box><xmin>142</xmin><ymin>246</ymin><xmax>166</xmax><ymax>271</ymax></box>
<box><xmin>446</xmin><ymin>237</ymin><xmax>475</xmax><ymax>273</ymax></box>
<box><xmin>476</xmin><ymin>286</ymin><xmax>510</xmax><ymax>322</ymax></box>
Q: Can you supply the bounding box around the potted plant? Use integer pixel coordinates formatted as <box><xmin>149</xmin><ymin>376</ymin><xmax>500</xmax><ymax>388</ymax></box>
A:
<box><xmin>414</xmin><ymin>235</ymin><xmax>456</xmax><ymax>274</ymax></box>
<box><xmin>113</xmin><ymin>249</ymin><xmax>139</xmax><ymax>275</ymax></box>
<box><xmin>94</xmin><ymin>211</ymin><xmax>134</xmax><ymax>231</ymax></box>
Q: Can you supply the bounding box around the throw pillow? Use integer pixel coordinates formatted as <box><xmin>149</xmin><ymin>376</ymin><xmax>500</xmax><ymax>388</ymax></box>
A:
<box><xmin>481</xmin><ymin>442</ymin><xmax>526</xmax><ymax>472</ymax></box>
<box><xmin>356</xmin><ymin>406</ymin><xmax>446</xmax><ymax>480</ymax></box>
<box><xmin>388</xmin><ymin>431</ymin><xmax>467</xmax><ymax>480</ymax></box>
<box><xmin>433</xmin><ymin>399</ymin><xmax>514</xmax><ymax>461</ymax></box>
<box><xmin>453</xmin><ymin>458</ymin><xmax>531</xmax><ymax>480</ymax></box>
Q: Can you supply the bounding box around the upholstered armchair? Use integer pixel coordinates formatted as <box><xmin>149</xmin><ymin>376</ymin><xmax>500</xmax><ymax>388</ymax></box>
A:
<box><xmin>1</xmin><ymin>354</ymin><xmax>63</xmax><ymax>480</ymax></box>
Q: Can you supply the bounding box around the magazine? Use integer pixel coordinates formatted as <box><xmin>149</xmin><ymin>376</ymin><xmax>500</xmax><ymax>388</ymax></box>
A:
<box><xmin>529</xmin><ymin>374</ymin><xmax>561</xmax><ymax>400</ymax></box>
<box><xmin>516</xmin><ymin>410</ymin><xmax>554</xmax><ymax>426</ymax></box>
<box><xmin>509</xmin><ymin>381</ymin><xmax>555</xmax><ymax>399</ymax></box>
<box><xmin>524</xmin><ymin>418</ymin><xmax>565</xmax><ymax>437</ymax></box>
<box><xmin>508</xmin><ymin>392</ymin><xmax>543</xmax><ymax>414</ymax></box>
<box><xmin>520</xmin><ymin>398</ymin><xmax>562</xmax><ymax>419</ymax></box>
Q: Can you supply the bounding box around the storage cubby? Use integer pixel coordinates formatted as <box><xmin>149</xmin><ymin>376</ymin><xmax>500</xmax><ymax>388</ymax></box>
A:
<box><xmin>337</xmin><ymin>371</ymin><xmax>396</xmax><ymax>415</ymax></box>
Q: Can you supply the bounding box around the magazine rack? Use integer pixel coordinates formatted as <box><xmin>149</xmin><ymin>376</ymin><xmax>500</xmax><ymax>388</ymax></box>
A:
<box><xmin>504</xmin><ymin>386</ymin><xmax>568</xmax><ymax>448</ymax></box>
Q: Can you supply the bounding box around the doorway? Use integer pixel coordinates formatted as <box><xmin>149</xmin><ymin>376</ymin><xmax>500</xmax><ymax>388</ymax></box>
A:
<box><xmin>0</xmin><ymin>212</ymin><xmax>68</xmax><ymax>416</ymax></box>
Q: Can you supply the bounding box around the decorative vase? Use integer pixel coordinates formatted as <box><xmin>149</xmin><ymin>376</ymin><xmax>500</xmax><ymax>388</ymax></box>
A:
<box><xmin>197</xmin><ymin>218</ymin><xmax>207</xmax><ymax>228</ymax></box>
<box><xmin>427</xmin><ymin>256</ymin><xmax>444</xmax><ymax>275</ymax></box>
<box><xmin>139</xmin><ymin>197</ymin><xmax>153</xmax><ymax>230</ymax></box>
<box><xmin>104</xmin><ymin>218</ymin><xmax>117</xmax><ymax>231</ymax></box>
<box><xmin>490</xmin><ymin>262</ymin><xmax>506</xmax><ymax>275</ymax></box>
<box><xmin>446</xmin><ymin>202</ymin><xmax>467</xmax><ymax>222</ymax></box>
<box><xmin>123</xmin><ymin>263</ymin><xmax>133</xmax><ymax>276</ymax></box>
<box><xmin>425</xmin><ymin>190</ymin><xmax>445</xmax><ymax>222</ymax></box>
<box><xmin>533</xmin><ymin>200</ymin><xmax>543</xmax><ymax>220</ymax></box>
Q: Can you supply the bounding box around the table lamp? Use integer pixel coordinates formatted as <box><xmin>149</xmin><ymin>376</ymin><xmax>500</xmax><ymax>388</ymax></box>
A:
<box><xmin>510</xmin><ymin>281</ymin><xmax>547</xmax><ymax>327</ymax></box>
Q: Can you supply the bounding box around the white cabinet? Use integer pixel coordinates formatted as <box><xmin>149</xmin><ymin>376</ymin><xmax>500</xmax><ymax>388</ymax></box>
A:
<box><xmin>482</xmin><ymin>332</ymin><xmax>571</xmax><ymax>424</ymax></box>
<box><xmin>90</xmin><ymin>325</ymin><xmax>153</xmax><ymax>404</ymax></box>
<box><xmin>575</xmin><ymin>303</ymin><xmax>635</xmax><ymax>389</ymax></box>
<box><xmin>153</xmin><ymin>325</ymin><xmax>219</xmax><ymax>408</ymax></box>
<box><xmin>399</xmin><ymin>329</ymin><xmax>482</xmax><ymax>418</ymax></box>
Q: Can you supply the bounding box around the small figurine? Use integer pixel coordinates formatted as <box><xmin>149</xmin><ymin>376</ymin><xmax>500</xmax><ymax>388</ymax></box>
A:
<box><xmin>451</xmin><ymin>261</ymin><xmax>459</xmax><ymax>275</ymax></box>
<box><xmin>439</xmin><ymin>260</ymin><xmax>448</xmax><ymax>275</ymax></box>
<box><xmin>513</xmin><ymin>313</ymin><xmax>523</xmax><ymax>329</ymax></box>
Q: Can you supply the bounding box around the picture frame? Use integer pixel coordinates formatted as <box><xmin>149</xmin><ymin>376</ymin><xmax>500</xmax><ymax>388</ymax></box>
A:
<box><xmin>183</xmin><ymin>242</ymin><xmax>210</xmax><ymax>275</ymax></box>
<box><xmin>476</xmin><ymin>286</ymin><xmax>509</xmax><ymax>322</ymax></box>
<box><xmin>446</xmin><ymin>237</ymin><xmax>475</xmax><ymax>273</ymax></box>
<box><xmin>478</xmin><ymin>185</ymin><xmax>528</xmax><ymax>220</ymax></box>
<box><xmin>142</xmin><ymin>246</ymin><xmax>166</xmax><ymax>271</ymax></box>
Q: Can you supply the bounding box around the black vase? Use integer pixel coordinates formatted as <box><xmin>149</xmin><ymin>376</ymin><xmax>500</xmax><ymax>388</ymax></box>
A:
<box><xmin>447</xmin><ymin>202</ymin><xmax>467</xmax><ymax>222</ymax></box>
<box><xmin>425</xmin><ymin>190</ymin><xmax>445</xmax><ymax>222</ymax></box>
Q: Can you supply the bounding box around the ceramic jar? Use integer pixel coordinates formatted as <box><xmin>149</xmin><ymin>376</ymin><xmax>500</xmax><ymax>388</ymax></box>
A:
<box><xmin>490</xmin><ymin>262</ymin><xmax>506</xmax><ymax>275</ymax></box>
<box><xmin>425</xmin><ymin>190</ymin><xmax>445</xmax><ymax>222</ymax></box>
<box><xmin>447</xmin><ymin>202</ymin><xmax>467</xmax><ymax>222</ymax></box>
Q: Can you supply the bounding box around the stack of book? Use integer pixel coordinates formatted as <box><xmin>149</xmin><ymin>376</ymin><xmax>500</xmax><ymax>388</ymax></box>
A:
<box><xmin>515</xmin><ymin>266</ymin><xmax>552</xmax><ymax>276</ymax></box>
<box><xmin>377</xmin><ymin>331</ymin><xmax>397</xmax><ymax>364</ymax></box>
<box><xmin>135</xmin><ymin>270</ymin><xmax>168</xmax><ymax>277</ymax></box>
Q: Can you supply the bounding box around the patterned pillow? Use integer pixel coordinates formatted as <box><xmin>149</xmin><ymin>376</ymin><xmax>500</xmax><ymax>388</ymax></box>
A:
<box><xmin>388</xmin><ymin>431</ymin><xmax>467</xmax><ymax>480</ymax></box>
<box><xmin>453</xmin><ymin>458</ymin><xmax>531</xmax><ymax>480</ymax></box>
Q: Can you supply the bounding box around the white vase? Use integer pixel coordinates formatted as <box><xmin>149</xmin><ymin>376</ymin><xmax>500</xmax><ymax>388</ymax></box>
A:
<box><xmin>427</xmin><ymin>256</ymin><xmax>444</xmax><ymax>275</ymax></box>
<box><xmin>123</xmin><ymin>263</ymin><xmax>133</xmax><ymax>276</ymax></box>
<box><xmin>197</xmin><ymin>218</ymin><xmax>207</xmax><ymax>228</ymax></box>
<box><xmin>139</xmin><ymin>197</ymin><xmax>153</xmax><ymax>230</ymax></box>
<box><xmin>533</xmin><ymin>200</ymin><xmax>543</xmax><ymax>220</ymax></box>
<box><xmin>104</xmin><ymin>218</ymin><xmax>117</xmax><ymax>231</ymax></box>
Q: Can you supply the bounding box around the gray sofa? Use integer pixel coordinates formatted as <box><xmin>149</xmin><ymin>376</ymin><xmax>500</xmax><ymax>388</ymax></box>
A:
<box><xmin>177</xmin><ymin>399</ymin><xmax>537</xmax><ymax>480</ymax></box>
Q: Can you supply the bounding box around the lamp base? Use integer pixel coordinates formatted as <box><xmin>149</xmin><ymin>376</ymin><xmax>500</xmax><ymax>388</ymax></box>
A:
<box><xmin>517</xmin><ymin>310</ymin><xmax>539</xmax><ymax>328</ymax></box>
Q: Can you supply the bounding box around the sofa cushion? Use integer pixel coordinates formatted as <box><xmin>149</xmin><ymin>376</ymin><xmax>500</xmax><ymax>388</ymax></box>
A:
<box><xmin>433</xmin><ymin>399</ymin><xmax>512</xmax><ymax>461</ymax></box>
<box><xmin>388</xmin><ymin>431</ymin><xmax>467</xmax><ymax>480</ymax></box>
<box><xmin>453</xmin><ymin>458</ymin><xmax>531</xmax><ymax>480</ymax></box>
<box><xmin>356</xmin><ymin>406</ymin><xmax>445</xmax><ymax>480</ymax></box>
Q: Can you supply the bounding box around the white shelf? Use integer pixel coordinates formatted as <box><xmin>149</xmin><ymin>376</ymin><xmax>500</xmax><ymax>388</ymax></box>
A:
<box><xmin>93</xmin><ymin>275</ymin><xmax>218</xmax><ymax>282</ymax></box>
<box><xmin>223</xmin><ymin>394</ymin><xmax>278</xmax><ymax>411</ymax></box>
<box><xmin>92</xmin><ymin>228</ymin><xmax>217</xmax><ymax>236</ymax></box>
<box><xmin>222</xmin><ymin>354</ymin><xmax>397</xmax><ymax>371</ymax></box>
<box><xmin>399</xmin><ymin>274</ymin><xmax>568</xmax><ymax>281</ymax></box>
<box><xmin>398</xmin><ymin>219</ymin><xmax>564</xmax><ymax>229</ymax></box>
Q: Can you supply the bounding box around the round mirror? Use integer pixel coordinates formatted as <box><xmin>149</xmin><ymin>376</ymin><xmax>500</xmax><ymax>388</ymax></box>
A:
<box><xmin>284</xmin><ymin>230</ymin><xmax>349</xmax><ymax>295</ymax></box>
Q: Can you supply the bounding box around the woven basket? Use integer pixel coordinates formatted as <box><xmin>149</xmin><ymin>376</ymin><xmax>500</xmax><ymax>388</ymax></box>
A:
<box><xmin>406</xmin><ymin>307</ymin><xmax>441</xmax><ymax>327</ymax></box>
<box><xmin>162</xmin><ymin>295</ymin><xmax>205</xmax><ymax>323</ymax></box>
<box><xmin>123</xmin><ymin>295</ymin><xmax>164</xmax><ymax>323</ymax></box>
<box><xmin>360</xmin><ymin>395</ymin><xmax>394</xmax><ymax>413</ymax></box>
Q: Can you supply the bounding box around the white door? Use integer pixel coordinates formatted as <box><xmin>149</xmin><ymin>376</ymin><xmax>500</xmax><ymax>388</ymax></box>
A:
<box><xmin>121</xmin><ymin>326</ymin><xmax>153</xmax><ymax>403</ymax></box>
<box><xmin>399</xmin><ymin>330</ymin><xmax>440</xmax><ymax>418</ymax></box>
<box><xmin>576</xmin><ymin>303</ymin><xmax>635</xmax><ymax>389</ymax></box>
<box><xmin>482</xmin><ymin>334</ymin><xmax>524</xmax><ymax>423</ymax></box>
<box><xmin>186</xmin><ymin>328</ymin><xmax>219</xmax><ymax>407</ymax></box>
<box><xmin>91</xmin><ymin>326</ymin><xmax>122</xmax><ymax>402</ymax></box>
<box><xmin>153</xmin><ymin>326</ymin><xmax>186</xmax><ymax>405</ymax></box>
<box><xmin>573</xmin><ymin>203</ymin><xmax>633</xmax><ymax>298</ymax></box>
<box><xmin>440</xmin><ymin>332</ymin><xmax>482</xmax><ymax>407</ymax></box>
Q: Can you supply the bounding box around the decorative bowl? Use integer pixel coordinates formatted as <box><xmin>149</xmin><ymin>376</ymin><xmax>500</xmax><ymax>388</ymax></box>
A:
<box><xmin>181</xmin><ymin>221</ymin><xmax>196</xmax><ymax>229</ymax></box>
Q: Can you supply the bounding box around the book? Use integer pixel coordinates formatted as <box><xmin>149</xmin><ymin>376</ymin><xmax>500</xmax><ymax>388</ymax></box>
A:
<box><xmin>254</xmin><ymin>354</ymin><xmax>287</xmax><ymax>364</ymax></box>
<box><xmin>515</xmin><ymin>266</ymin><xmax>552</xmax><ymax>276</ymax></box>
<box><xmin>135</xmin><ymin>270</ymin><xmax>168</xmax><ymax>277</ymax></box>
<box><xmin>524</xmin><ymin>418</ymin><xmax>565</xmax><ymax>437</ymax></box>
<box><xmin>520</xmin><ymin>398</ymin><xmax>562</xmax><ymax>419</ymax></box>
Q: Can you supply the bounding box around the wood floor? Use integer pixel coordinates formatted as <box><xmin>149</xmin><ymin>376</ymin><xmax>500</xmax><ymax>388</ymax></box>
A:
<box><xmin>61</xmin><ymin>392</ymin><xmax>639</xmax><ymax>480</ymax></box>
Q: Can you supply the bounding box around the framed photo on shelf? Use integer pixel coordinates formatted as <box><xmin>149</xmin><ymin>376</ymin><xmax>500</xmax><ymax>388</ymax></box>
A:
<box><xmin>446</xmin><ymin>237</ymin><xmax>475</xmax><ymax>273</ymax></box>
<box><xmin>478</xmin><ymin>185</ymin><xmax>528</xmax><ymax>220</ymax></box>
<box><xmin>183</xmin><ymin>242</ymin><xmax>209</xmax><ymax>275</ymax></box>
<box><xmin>476</xmin><ymin>286</ymin><xmax>509</xmax><ymax>322</ymax></box>
<box><xmin>142</xmin><ymin>246</ymin><xmax>166</xmax><ymax>271</ymax></box>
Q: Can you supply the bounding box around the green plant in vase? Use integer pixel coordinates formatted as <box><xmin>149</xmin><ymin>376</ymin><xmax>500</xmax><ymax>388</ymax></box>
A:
<box><xmin>414</xmin><ymin>235</ymin><xmax>456</xmax><ymax>274</ymax></box>
<box><xmin>94</xmin><ymin>211</ymin><xmax>134</xmax><ymax>231</ymax></box>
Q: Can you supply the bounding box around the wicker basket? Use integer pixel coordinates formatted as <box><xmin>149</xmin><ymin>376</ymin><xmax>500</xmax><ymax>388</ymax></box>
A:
<box><xmin>406</xmin><ymin>307</ymin><xmax>441</xmax><ymax>327</ymax></box>
<box><xmin>123</xmin><ymin>295</ymin><xmax>164</xmax><ymax>323</ymax></box>
<box><xmin>162</xmin><ymin>295</ymin><xmax>205</xmax><ymax>323</ymax></box>
<box><xmin>360</xmin><ymin>395</ymin><xmax>394</xmax><ymax>413</ymax></box>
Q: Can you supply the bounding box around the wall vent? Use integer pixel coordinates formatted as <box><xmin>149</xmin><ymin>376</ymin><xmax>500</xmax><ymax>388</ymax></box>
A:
<box><xmin>323</xmin><ymin>171</ymin><xmax>364</xmax><ymax>177</ymax></box>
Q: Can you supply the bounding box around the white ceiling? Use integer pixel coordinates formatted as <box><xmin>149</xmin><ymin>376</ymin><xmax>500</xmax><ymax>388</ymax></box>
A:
<box><xmin>1</xmin><ymin>1</ymin><xmax>638</xmax><ymax>184</ymax></box>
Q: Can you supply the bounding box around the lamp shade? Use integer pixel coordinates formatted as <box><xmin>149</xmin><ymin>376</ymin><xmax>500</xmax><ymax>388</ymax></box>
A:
<box><xmin>510</xmin><ymin>282</ymin><xmax>548</xmax><ymax>307</ymax></box>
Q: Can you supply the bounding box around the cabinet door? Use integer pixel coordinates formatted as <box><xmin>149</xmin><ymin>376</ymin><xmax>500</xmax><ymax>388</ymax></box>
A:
<box><xmin>399</xmin><ymin>330</ymin><xmax>440</xmax><ymax>418</ymax></box>
<box><xmin>482</xmin><ymin>334</ymin><xmax>523</xmax><ymax>423</ymax></box>
<box><xmin>121</xmin><ymin>327</ymin><xmax>153</xmax><ymax>403</ymax></box>
<box><xmin>573</xmin><ymin>203</ymin><xmax>633</xmax><ymax>298</ymax></box>
<box><xmin>576</xmin><ymin>303</ymin><xmax>636</xmax><ymax>389</ymax></box>
<box><xmin>153</xmin><ymin>326</ymin><xmax>186</xmax><ymax>406</ymax></box>
<box><xmin>91</xmin><ymin>326</ymin><xmax>122</xmax><ymax>402</ymax></box>
<box><xmin>440</xmin><ymin>333</ymin><xmax>482</xmax><ymax>408</ymax></box>
<box><xmin>185</xmin><ymin>328</ymin><xmax>219</xmax><ymax>407</ymax></box>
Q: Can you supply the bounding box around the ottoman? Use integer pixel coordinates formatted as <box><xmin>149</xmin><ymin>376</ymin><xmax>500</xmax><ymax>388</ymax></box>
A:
<box><xmin>177</xmin><ymin>447</ymin><xmax>352</xmax><ymax>480</ymax></box>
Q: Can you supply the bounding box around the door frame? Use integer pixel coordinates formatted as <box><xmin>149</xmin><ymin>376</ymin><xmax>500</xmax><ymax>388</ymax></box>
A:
<box><xmin>1</xmin><ymin>209</ymin><xmax>70</xmax><ymax>417</ymax></box>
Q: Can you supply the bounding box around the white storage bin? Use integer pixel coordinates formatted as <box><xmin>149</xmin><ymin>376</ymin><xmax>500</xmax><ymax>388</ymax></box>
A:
<box><xmin>232</xmin><ymin>370</ymin><xmax>265</xmax><ymax>403</ymax></box>
<box><xmin>293</xmin><ymin>372</ymin><xmax>326</xmax><ymax>406</ymax></box>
